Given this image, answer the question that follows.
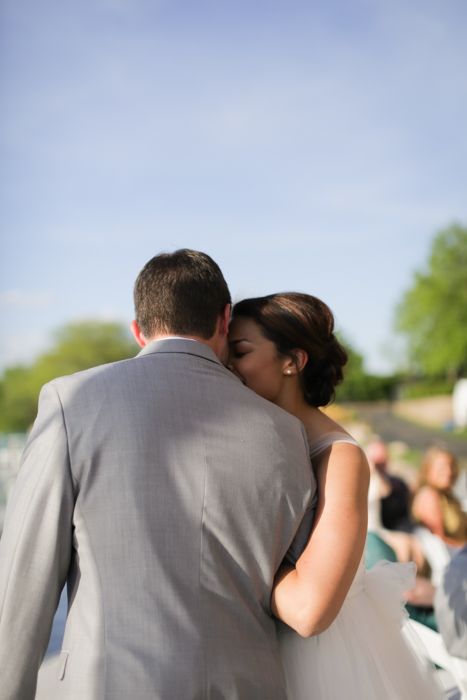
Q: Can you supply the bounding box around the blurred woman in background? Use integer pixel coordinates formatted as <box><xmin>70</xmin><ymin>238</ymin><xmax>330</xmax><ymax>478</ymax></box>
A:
<box><xmin>412</xmin><ymin>446</ymin><xmax>467</xmax><ymax>547</ymax></box>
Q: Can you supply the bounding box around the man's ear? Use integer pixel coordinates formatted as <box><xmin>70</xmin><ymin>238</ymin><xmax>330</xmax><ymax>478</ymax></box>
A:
<box><xmin>131</xmin><ymin>320</ymin><xmax>147</xmax><ymax>348</ymax></box>
<box><xmin>218</xmin><ymin>304</ymin><xmax>231</xmax><ymax>337</ymax></box>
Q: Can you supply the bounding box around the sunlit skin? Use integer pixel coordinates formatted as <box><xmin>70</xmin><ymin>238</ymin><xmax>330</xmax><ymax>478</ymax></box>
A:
<box><xmin>229</xmin><ymin>316</ymin><xmax>370</xmax><ymax>637</ymax></box>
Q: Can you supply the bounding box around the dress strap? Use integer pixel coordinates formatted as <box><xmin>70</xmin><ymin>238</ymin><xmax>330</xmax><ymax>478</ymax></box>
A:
<box><xmin>308</xmin><ymin>431</ymin><xmax>359</xmax><ymax>459</ymax></box>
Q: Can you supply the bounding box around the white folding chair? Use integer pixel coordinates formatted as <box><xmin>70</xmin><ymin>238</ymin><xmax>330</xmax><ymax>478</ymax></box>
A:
<box><xmin>405</xmin><ymin>619</ymin><xmax>467</xmax><ymax>699</ymax></box>
<box><xmin>414</xmin><ymin>526</ymin><xmax>452</xmax><ymax>587</ymax></box>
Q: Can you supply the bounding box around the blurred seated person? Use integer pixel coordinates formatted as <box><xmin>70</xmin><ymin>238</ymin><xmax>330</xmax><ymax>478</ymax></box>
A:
<box><xmin>367</xmin><ymin>439</ymin><xmax>413</xmax><ymax>532</ymax></box>
<box><xmin>367</xmin><ymin>443</ymin><xmax>425</xmax><ymax>570</ymax></box>
<box><xmin>412</xmin><ymin>446</ymin><xmax>467</xmax><ymax>548</ymax></box>
<box><xmin>434</xmin><ymin>545</ymin><xmax>467</xmax><ymax>659</ymax></box>
<box><xmin>365</xmin><ymin>532</ymin><xmax>438</xmax><ymax>631</ymax></box>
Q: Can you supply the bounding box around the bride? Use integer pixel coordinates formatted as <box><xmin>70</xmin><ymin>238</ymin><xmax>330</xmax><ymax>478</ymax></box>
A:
<box><xmin>229</xmin><ymin>292</ymin><xmax>441</xmax><ymax>700</ymax></box>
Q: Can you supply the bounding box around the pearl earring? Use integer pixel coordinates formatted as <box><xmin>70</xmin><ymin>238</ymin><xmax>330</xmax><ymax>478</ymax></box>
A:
<box><xmin>285</xmin><ymin>369</ymin><xmax>292</xmax><ymax>375</ymax></box>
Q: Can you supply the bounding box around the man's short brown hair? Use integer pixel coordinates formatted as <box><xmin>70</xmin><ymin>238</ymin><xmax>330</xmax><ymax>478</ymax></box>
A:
<box><xmin>134</xmin><ymin>249</ymin><xmax>231</xmax><ymax>339</ymax></box>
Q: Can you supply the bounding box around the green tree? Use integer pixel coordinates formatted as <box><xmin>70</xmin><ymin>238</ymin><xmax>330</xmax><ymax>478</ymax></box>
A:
<box><xmin>0</xmin><ymin>321</ymin><xmax>137</xmax><ymax>432</ymax></box>
<box><xmin>337</xmin><ymin>336</ymin><xmax>397</xmax><ymax>402</ymax></box>
<box><xmin>395</xmin><ymin>224</ymin><xmax>467</xmax><ymax>377</ymax></box>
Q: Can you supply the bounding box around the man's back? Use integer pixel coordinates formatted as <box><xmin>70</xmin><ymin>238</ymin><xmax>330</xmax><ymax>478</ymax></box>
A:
<box><xmin>0</xmin><ymin>339</ymin><xmax>313</xmax><ymax>700</ymax></box>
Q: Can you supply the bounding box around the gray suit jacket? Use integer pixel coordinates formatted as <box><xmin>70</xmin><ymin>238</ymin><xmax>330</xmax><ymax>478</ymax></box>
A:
<box><xmin>0</xmin><ymin>339</ymin><xmax>315</xmax><ymax>700</ymax></box>
<box><xmin>434</xmin><ymin>545</ymin><xmax>467</xmax><ymax>660</ymax></box>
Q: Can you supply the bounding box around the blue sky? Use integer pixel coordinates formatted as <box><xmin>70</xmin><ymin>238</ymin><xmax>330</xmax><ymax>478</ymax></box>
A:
<box><xmin>1</xmin><ymin>0</ymin><xmax>466</xmax><ymax>374</ymax></box>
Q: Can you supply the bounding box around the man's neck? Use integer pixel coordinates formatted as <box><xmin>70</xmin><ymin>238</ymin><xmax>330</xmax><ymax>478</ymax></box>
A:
<box><xmin>148</xmin><ymin>334</ymin><xmax>226</xmax><ymax>363</ymax></box>
<box><xmin>151</xmin><ymin>335</ymin><xmax>200</xmax><ymax>343</ymax></box>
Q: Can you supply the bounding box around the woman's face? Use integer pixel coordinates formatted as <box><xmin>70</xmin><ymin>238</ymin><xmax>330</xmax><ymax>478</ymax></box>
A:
<box><xmin>426</xmin><ymin>452</ymin><xmax>456</xmax><ymax>490</ymax></box>
<box><xmin>228</xmin><ymin>317</ymin><xmax>288</xmax><ymax>403</ymax></box>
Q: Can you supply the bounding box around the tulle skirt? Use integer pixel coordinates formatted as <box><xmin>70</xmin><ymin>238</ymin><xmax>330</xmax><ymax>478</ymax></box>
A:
<box><xmin>277</xmin><ymin>560</ymin><xmax>442</xmax><ymax>699</ymax></box>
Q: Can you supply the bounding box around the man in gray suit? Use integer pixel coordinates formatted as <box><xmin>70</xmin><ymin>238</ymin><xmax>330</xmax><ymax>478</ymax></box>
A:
<box><xmin>0</xmin><ymin>249</ymin><xmax>314</xmax><ymax>699</ymax></box>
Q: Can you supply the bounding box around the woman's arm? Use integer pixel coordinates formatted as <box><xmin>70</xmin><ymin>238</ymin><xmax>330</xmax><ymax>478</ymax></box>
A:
<box><xmin>271</xmin><ymin>443</ymin><xmax>369</xmax><ymax>638</ymax></box>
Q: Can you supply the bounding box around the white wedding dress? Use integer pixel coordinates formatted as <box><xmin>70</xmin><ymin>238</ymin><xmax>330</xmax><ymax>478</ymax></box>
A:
<box><xmin>277</xmin><ymin>433</ymin><xmax>442</xmax><ymax>700</ymax></box>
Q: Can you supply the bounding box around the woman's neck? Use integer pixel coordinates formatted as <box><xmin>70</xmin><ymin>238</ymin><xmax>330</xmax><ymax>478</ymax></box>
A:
<box><xmin>275</xmin><ymin>386</ymin><xmax>348</xmax><ymax>443</ymax></box>
<box><xmin>275</xmin><ymin>390</ymin><xmax>321</xmax><ymax>437</ymax></box>
<box><xmin>275</xmin><ymin>384</ymin><xmax>310</xmax><ymax>422</ymax></box>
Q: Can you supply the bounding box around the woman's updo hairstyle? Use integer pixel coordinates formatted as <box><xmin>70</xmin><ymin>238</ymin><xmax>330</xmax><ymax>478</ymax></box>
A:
<box><xmin>232</xmin><ymin>292</ymin><xmax>348</xmax><ymax>407</ymax></box>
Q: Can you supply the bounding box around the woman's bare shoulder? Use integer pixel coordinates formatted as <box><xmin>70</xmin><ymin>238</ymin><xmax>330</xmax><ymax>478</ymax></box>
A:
<box><xmin>414</xmin><ymin>485</ymin><xmax>440</xmax><ymax>503</ymax></box>
<box><xmin>300</xmin><ymin>407</ymin><xmax>352</xmax><ymax>443</ymax></box>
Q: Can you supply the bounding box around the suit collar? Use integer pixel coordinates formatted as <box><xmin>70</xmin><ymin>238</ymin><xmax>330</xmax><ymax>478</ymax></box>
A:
<box><xmin>136</xmin><ymin>337</ymin><xmax>223</xmax><ymax>366</ymax></box>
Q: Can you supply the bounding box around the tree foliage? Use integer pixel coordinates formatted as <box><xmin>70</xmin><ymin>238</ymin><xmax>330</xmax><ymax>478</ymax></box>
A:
<box><xmin>395</xmin><ymin>224</ymin><xmax>467</xmax><ymax>377</ymax></box>
<box><xmin>336</xmin><ymin>336</ymin><xmax>397</xmax><ymax>402</ymax></box>
<box><xmin>0</xmin><ymin>321</ymin><xmax>137</xmax><ymax>432</ymax></box>
<box><xmin>0</xmin><ymin>318</ymin><xmax>410</xmax><ymax>431</ymax></box>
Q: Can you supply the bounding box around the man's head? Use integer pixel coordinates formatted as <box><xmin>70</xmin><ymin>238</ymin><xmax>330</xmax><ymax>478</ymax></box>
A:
<box><xmin>132</xmin><ymin>249</ymin><xmax>231</xmax><ymax>362</ymax></box>
<box><xmin>366</xmin><ymin>439</ymin><xmax>389</xmax><ymax>473</ymax></box>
